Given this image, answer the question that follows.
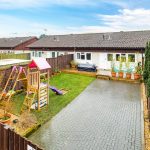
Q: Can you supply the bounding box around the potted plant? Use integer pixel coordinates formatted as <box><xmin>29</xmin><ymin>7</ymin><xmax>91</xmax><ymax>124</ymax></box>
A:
<box><xmin>111</xmin><ymin>59</ymin><xmax>116</xmax><ymax>77</ymax></box>
<box><xmin>134</xmin><ymin>62</ymin><xmax>142</xmax><ymax>80</ymax></box>
<box><xmin>126</xmin><ymin>69</ymin><xmax>132</xmax><ymax>79</ymax></box>
<box><xmin>118</xmin><ymin>60</ymin><xmax>123</xmax><ymax>78</ymax></box>
<box><xmin>0</xmin><ymin>101</ymin><xmax>12</xmax><ymax>124</ymax></box>
<box><xmin>125</xmin><ymin>60</ymin><xmax>132</xmax><ymax>79</ymax></box>
<box><xmin>70</xmin><ymin>60</ymin><xmax>77</xmax><ymax>69</ymax></box>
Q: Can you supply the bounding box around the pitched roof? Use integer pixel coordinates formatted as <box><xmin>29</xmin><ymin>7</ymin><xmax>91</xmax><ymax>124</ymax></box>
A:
<box><xmin>29</xmin><ymin>58</ymin><xmax>51</xmax><ymax>70</ymax></box>
<box><xmin>28</xmin><ymin>30</ymin><xmax>150</xmax><ymax>49</ymax></box>
<box><xmin>0</xmin><ymin>37</ymin><xmax>37</xmax><ymax>48</ymax></box>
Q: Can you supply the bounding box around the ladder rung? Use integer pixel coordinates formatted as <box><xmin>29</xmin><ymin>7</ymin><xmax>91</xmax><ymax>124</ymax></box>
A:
<box><xmin>17</xmin><ymin>78</ymin><xmax>27</xmax><ymax>81</ymax></box>
<box><xmin>40</xmin><ymin>73</ymin><xmax>47</xmax><ymax>76</ymax></box>
<box><xmin>40</xmin><ymin>86</ymin><xmax>47</xmax><ymax>90</ymax></box>
<box><xmin>25</xmin><ymin>97</ymin><xmax>34</xmax><ymax>100</ymax></box>
<box><xmin>40</xmin><ymin>93</ymin><xmax>47</xmax><ymax>97</ymax></box>
<box><xmin>40</xmin><ymin>96</ymin><xmax>47</xmax><ymax>100</ymax></box>
<box><xmin>40</xmin><ymin>91</ymin><xmax>47</xmax><ymax>94</ymax></box>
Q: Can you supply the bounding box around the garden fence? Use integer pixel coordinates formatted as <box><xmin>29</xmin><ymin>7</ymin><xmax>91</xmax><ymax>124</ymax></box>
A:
<box><xmin>46</xmin><ymin>54</ymin><xmax>73</xmax><ymax>73</ymax></box>
<box><xmin>0</xmin><ymin>123</ymin><xmax>43</xmax><ymax>150</ymax></box>
<box><xmin>0</xmin><ymin>53</ymin><xmax>30</xmax><ymax>60</ymax></box>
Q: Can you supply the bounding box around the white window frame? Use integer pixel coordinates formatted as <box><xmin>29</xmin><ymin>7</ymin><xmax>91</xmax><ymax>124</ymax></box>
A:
<box><xmin>86</xmin><ymin>53</ymin><xmax>91</xmax><ymax>60</ymax></box>
<box><xmin>32</xmin><ymin>51</ymin><xmax>35</xmax><ymax>57</ymax></box>
<box><xmin>128</xmin><ymin>54</ymin><xmax>135</xmax><ymax>62</ymax></box>
<box><xmin>77</xmin><ymin>53</ymin><xmax>80</xmax><ymax>59</ymax></box>
<box><xmin>76</xmin><ymin>52</ymin><xmax>92</xmax><ymax>61</ymax></box>
<box><xmin>121</xmin><ymin>54</ymin><xmax>126</xmax><ymax>62</ymax></box>
<box><xmin>39</xmin><ymin>51</ymin><xmax>42</xmax><ymax>57</ymax></box>
<box><xmin>107</xmin><ymin>53</ymin><xmax>113</xmax><ymax>61</ymax></box>
<box><xmin>52</xmin><ymin>52</ymin><xmax>55</xmax><ymax>58</ymax></box>
<box><xmin>81</xmin><ymin>52</ymin><xmax>85</xmax><ymax>60</ymax></box>
<box><xmin>116</xmin><ymin>54</ymin><xmax>120</xmax><ymax>61</ymax></box>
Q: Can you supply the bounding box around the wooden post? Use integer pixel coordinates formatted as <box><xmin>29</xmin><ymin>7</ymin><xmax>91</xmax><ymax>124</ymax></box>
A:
<box><xmin>38</xmin><ymin>70</ymin><xmax>40</xmax><ymax>110</ymax></box>
<box><xmin>47</xmin><ymin>69</ymin><xmax>50</xmax><ymax>105</ymax></box>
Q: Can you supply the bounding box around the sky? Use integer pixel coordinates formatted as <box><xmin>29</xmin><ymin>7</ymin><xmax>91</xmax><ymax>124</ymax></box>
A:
<box><xmin>0</xmin><ymin>0</ymin><xmax>150</xmax><ymax>37</ymax></box>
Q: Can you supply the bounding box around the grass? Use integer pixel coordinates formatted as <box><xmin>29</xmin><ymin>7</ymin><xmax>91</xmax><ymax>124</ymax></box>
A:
<box><xmin>11</xmin><ymin>73</ymin><xmax>95</xmax><ymax>124</ymax></box>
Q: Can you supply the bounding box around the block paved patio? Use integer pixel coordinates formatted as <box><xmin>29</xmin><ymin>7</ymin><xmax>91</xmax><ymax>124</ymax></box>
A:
<box><xmin>29</xmin><ymin>80</ymin><xmax>143</xmax><ymax>150</ymax></box>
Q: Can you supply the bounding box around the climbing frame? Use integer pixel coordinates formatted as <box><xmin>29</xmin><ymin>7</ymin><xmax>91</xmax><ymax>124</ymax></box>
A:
<box><xmin>0</xmin><ymin>66</ymin><xmax>27</xmax><ymax>101</ymax></box>
<box><xmin>21</xmin><ymin>58</ymin><xmax>51</xmax><ymax>112</ymax></box>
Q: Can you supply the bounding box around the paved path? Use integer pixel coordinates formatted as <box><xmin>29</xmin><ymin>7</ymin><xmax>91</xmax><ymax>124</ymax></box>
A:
<box><xmin>29</xmin><ymin>80</ymin><xmax>142</xmax><ymax>150</ymax></box>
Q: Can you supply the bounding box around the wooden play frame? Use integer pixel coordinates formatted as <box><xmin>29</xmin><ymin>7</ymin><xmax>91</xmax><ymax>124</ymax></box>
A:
<box><xmin>0</xmin><ymin>66</ymin><xmax>27</xmax><ymax>102</ymax></box>
<box><xmin>21</xmin><ymin>58</ymin><xmax>51</xmax><ymax>112</ymax></box>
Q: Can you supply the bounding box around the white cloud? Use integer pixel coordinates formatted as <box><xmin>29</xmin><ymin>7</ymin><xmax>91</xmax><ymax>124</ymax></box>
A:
<box><xmin>96</xmin><ymin>8</ymin><xmax>150</xmax><ymax>31</ymax></box>
<box><xmin>64</xmin><ymin>8</ymin><xmax>150</xmax><ymax>34</ymax></box>
<box><xmin>1</xmin><ymin>8</ymin><xmax>150</xmax><ymax>37</ymax></box>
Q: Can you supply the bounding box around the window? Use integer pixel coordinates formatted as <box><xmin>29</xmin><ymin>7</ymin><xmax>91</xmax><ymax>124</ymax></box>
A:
<box><xmin>57</xmin><ymin>52</ymin><xmax>59</xmax><ymax>57</ymax></box>
<box><xmin>121</xmin><ymin>54</ymin><xmax>126</xmax><ymax>62</ymax></box>
<box><xmin>107</xmin><ymin>54</ymin><xmax>113</xmax><ymax>61</ymax></box>
<box><xmin>86</xmin><ymin>53</ymin><xmax>91</xmax><ymax>60</ymax></box>
<box><xmin>52</xmin><ymin>52</ymin><xmax>55</xmax><ymax>58</ymax></box>
<box><xmin>77</xmin><ymin>53</ymin><xmax>80</xmax><ymax>59</ymax></box>
<box><xmin>35</xmin><ymin>51</ymin><xmax>38</xmax><ymax>57</ymax></box>
<box><xmin>32</xmin><ymin>51</ymin><xmax>35</xmax><ymax>57</ymax></box>
<box><xmin>116</xmin><ymin>54</ymin><xmax>120</xmax><ymax>61</ymax></box>
<box><xmin>128</xmin><ymin>54</ymin><xmax>135</xmax><ymax>62</ymax></box>
<box><xmin>39</xmin><ymin>52</ymin><xmax>42</xmax><ymax>57</ymax></box>
<box><xmin>81</xmin><ymin>53</ymin><xmax>85</xmax><ymax>60</ymax></box>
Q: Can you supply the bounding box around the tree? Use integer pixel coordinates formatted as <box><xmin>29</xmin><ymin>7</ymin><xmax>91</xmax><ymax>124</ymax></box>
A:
<box><xmin>147</xmin><ymin>78</ymin><xmax>150</xmax><ymax>98</ymax></box>
<box><xmin>39</xmin><ymin>34</ymin><xmax>46</xmax><ymax>39</ymax></box>
<box><xmin>143</xmin><ymin>42</ymin><xmax>150</xmax><ymax>83</ymax></box>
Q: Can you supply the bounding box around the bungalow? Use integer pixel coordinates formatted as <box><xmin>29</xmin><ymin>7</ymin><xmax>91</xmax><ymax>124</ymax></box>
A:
<box><xmin>28</xmin><ymin>30</ymin><xmax>149</xmax><ymax>70</ymax></box>
<box><xmin>0</xmin><ymin>36</ymin><xmax>37</xmax><ymax>54</ymax></box>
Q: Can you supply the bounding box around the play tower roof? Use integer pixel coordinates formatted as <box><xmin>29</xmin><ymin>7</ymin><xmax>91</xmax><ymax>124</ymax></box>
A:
<box><xmin>29</xmin><ymin>58</ymin><xmax>51</xmax><ymax>70</ymax></box>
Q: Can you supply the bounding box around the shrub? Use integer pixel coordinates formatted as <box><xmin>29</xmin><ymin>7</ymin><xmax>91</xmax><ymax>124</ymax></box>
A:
<box><xmin>135</xmin><ymin>62</ymin><xmax>142</xmax><ymax>74</ymax></box>
<box><xmin>70</xmin><ymin>60</ymin><xmax>78</xmax><ymax>68</ymax></box>
<box><xmin>144</xmin><ymin>42</ymin><xmax>150</xmax><ymax>83</ymax></box>
<box><xmin>147</xmin><ymin>77</ymin><xmax>150</xmax><ymax>97</ymax></box>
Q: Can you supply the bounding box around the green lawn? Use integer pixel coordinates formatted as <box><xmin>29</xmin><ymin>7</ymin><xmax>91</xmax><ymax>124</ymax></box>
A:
<box><xmin>11</xmin><ymin>73</ymin><xmax>95</xmax><ymax>124</ymax></box>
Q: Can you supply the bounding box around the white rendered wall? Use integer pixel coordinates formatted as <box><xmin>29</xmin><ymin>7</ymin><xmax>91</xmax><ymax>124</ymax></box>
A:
<box><xmin>74</xmin><ymin>52</ymin><xmax>143</xmax><ymax>70</ymax></box>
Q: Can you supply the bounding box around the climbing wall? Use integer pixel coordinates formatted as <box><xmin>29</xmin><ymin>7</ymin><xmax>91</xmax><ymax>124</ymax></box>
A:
<box><xmin>39</xmin><ymin>84</ymin><xmax>48</xmax><ymax>108</ymax></box>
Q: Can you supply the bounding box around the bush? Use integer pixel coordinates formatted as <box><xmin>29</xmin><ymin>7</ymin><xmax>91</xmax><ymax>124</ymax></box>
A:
<box><xmin>147</xmin><ymin>77</ymin><xmax>150</xmax><ymax>97</ymax></box>
<box><xmin>135</xmin><ymin>62</ymin><xmax>142</xmax><ymax>74</ymax></box>
<box><xmin>144</xmin><ymin>42</ymin><xmax>150</xmax><ymax>83</ymax></box>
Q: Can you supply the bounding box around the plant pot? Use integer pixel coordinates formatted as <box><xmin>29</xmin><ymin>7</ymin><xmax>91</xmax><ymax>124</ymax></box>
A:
<box><xmin>134</xmin><ymin>73</ymin><xmax>141</xmax><ymax>80</ymax></box>
<box><xmin>126</xmin><ymin>73</ymin><xmax>131</xmax><ymax>79</ymax></box>
<box><xmin>111</xmin><ymin>72</ymin><xmax>116</xmax><ymax>77</ymax></box>
<box><xmin>71</xmin><ymin>65</ymin><xmax>76</xmax><ymax>69</ymax></box>
<box><xmin>0</xmin><ymin>113</ymin><xmax>11</xmax><ymax>124</ymax></box>
<box><xmin>118</xmin><ymin>72</ymin><xmax>123</xmax><ymax>78</ymax></box>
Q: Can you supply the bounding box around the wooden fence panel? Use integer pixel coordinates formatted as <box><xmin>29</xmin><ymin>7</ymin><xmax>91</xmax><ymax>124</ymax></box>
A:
<box><xmin>0</xmin><ymin>53</ymin><xmax>30</xmax><ymax>60</ymax></box>
<box><xmin>19</xmin><ymin>136</ymin><xmax>25</xmax><ymax>150</ymax></box>
<box><xmin>0</xmin><ymin>123</ymin><xmax>43</xmax><ymax>150</ymax></box>
<box><xmin>46</xmin><ymin>54</ymin><xmax>73</xmax><ymax>74</ymax></box>
<box><xmin>0</xmin><ymin>124</ymin><xmax>4</xmax><ymax>150</ymax></box>
<box><xmin>3</xmin><ymin>127</ymin><xmax>9</xmax><ymax>150</ymax></box>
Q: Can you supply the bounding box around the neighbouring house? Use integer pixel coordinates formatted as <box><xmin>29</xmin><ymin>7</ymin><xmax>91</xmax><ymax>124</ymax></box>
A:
<box><xmin>28</xmin><ymin>30</ymin><xmax>150</xmax><ymax>70</ymax></box>
<box><xmin>0</xmin><ymin>37</ymin><xmax>38</xmax><ymax>56</ymax></box>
